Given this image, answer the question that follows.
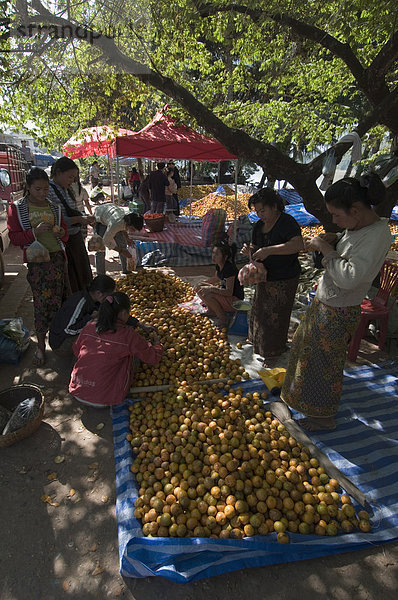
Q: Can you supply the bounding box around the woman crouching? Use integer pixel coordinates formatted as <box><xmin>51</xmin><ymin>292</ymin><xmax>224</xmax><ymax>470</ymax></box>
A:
<box><xmin>69</xmin><ymin>292</ymin><xmax>163</xmax><ymax>407</ymax></box>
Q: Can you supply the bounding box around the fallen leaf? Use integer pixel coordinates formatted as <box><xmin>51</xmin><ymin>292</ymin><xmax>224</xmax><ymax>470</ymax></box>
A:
<box><xmin>68</xmin><ymin>489</ymin><xmax>76</xmax><ymax>497</ymax></box>
<box><xmin>19</xmin><ymin>467</ymin><xmax>27</xmax><ymax>474</ymax></box>
<box><xmin>89</xmin><ymin>462</ymin><xmax>99</xmax><ymax>469</ymax></box>
<box><xmin>96</xmin><ymin>422</ymin><xmax>105</xmax><ymax>430</ymax></box>
<box><xmin>54</xmin><ymin>455</ymin><xmax>65</xmax><ymax>464</ymax></box>
<box><xmin>47</xmin><ymin>472</ymin><xmax>57</xmax><ymax>481</ymax></box>
<box><xmin>90</xmin><ymin>543</ymin><xmax>98</xmax><ymax>552</ymax></box>
<box><xmin>92</xmin><ymin>565</ymin><xmax>105</xmax><ymax>576</ymax></box>
<box><xmin>101</xmin><ymin>495</ymin><xmax>109</xmax><ymax>503</ymax></box>
<box><xmin>40</xmin><ymin>494</ymin><xmax>60</xmax><ymax>507</ymax></box>
<box><xmin>62</xmin><ymin>580</ymin><xmax>70</xmax><ymax>591</ymax></box>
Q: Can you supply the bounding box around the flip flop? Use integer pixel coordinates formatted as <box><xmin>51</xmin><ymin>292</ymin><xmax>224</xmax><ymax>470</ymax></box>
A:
<box><xmin>33</xmin><ymin>350</ymin><xmax>46</xmax><ymax>366</ymax></box>
<box><xmin>297</xmin><ymin>417</ymin><xmax>336</xmax><ymax>432</ymax></box>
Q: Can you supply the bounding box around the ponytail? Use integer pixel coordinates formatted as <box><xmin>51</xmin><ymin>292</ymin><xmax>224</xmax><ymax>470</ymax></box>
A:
<box><xmin>96</xmin><ymin>291</ymin><xmax>130</xmax><ymax>334</ymax></box>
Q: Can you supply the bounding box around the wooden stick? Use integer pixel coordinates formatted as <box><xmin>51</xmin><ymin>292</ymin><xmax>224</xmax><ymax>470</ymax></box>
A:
<box><xmin>129</xmin><ymin>378</ymin><xmax>228</xmax><ymax>395</ymax></box>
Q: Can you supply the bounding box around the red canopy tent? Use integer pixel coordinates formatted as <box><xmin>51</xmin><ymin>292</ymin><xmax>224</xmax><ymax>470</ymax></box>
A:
<box><xmin>62</xmin><ymin>126</ymin><xmax>135</xmax><ymax>159</ymax></box>
<box><xmin>114</xmin><ymin>112</ymin><xmax>237</xmax><ymax>161</ymax></box>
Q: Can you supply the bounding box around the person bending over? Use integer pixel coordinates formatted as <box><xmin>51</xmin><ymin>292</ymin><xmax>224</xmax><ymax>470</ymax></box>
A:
<box><xmin>69</xmin><ymin>291</ymin><xmax>163</xmax><ymax>407</ymax></box>
<box><xmin>93</xmin><ymin>204</ymin><xmax>149</xmax><ymax>275</ymax></box>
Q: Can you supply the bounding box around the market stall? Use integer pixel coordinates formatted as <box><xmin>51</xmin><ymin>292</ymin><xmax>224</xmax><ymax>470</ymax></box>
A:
<box><xmin>113</xmin><ymin>363</ymin><xmax>398</xmax><ymax>582</ymax></box>
<box><xmin>114</xmin><ymin>111</ymin><xmax>240</xmax><ymax>265</ymax></box>
<box><xmin>62</xmin><ymin>125</ymin><xmax>136</xmax><ymax>201</ymax></box>
<box><xmin>109</xmin><ymin>269</ymin><xmax>398</xmax><ymax>583</ymax></box>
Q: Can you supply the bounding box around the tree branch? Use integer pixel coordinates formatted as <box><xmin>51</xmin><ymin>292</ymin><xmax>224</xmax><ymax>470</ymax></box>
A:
<box><xmin>195</xmin><ymin>2</ymin><xmax>366</xmax><ymax>84</ymax></box>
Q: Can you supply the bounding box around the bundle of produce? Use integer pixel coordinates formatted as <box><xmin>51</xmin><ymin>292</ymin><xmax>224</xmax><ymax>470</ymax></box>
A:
<box><xmin>128</xmin><ymin>383</ymin><xmax>371</xmax><ymax>540</ymax></box>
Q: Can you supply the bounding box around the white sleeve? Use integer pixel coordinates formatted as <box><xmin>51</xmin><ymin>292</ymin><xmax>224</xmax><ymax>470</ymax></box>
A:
<box><xmin>323</xmin><ymin>231</ymin><xmax>391</xmax><ymax>290</ymax></box>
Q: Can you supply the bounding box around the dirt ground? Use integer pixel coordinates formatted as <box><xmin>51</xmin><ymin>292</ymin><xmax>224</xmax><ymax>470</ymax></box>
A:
<box><xmin>1</xmin><ymin>243</ymin><xmax>398</xmax><ymax>600</ymax></box>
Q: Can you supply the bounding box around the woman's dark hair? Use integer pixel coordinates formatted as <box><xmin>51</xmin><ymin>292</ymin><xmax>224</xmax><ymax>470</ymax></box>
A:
<box><xmin>26</xmin><ymin>166</ymin><xmax>49</xmax><ymax>187</ymax></box>
<box><xmin>131</xmin><ymin>167</ymin><xmax>137</xmax><ymax>173</ymax></box>
<box><xmin>213</xmin><ymin>240</ymin><xmax>237</xmax><ymax>263</ymax></box>
<box><xmin>96</xmin><ymin>291</ymin><xmax>130</xmax><ymax>334</ymax></box>
<box><xmin>325</xmin><ymin>174</ymin><xmax>385</xmax><ymax>212</ymax></box>
<box><xmin>89</xmin><ymin>274</ymin><xmax>115</xmax><ymax>294</ymax></box>
<box><xmin>248</xmin><ymin>187</ymin><xmax>285</xmax><ymax>213</ymax></box>
<box><xmin>51</xmin><ymin>156</ymin><xmax>78</xmax><ymax>177</ymax></box>
<box><xmin>166</xmin><ymin>168</ymin><xmax>174</xmax><ymax>177</ymax></box>
<box><xmin>124</xmin><ymin>212</ymin><xmax>144</xmax><ymax>229</ymax></box>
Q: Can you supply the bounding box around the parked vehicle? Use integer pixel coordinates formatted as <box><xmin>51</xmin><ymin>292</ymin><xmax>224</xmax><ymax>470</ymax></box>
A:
<box><xmin>0</xmin><ymin>143</ymin><xmax>27</xmax><ymax>287</ymax></box>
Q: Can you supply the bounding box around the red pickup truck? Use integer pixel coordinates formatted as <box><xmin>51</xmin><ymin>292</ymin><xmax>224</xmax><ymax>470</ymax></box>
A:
<box><xmin>0</xmin><ymin>144</ymin><xmax>27</xmax><ymax>286</ymax></box>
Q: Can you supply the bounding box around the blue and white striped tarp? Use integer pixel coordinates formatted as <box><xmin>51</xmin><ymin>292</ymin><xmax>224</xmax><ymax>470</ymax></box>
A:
<box><xmin>112</xmin><ymin>363</ymin><xmax>398</xmax><ymax>583</ymax></box>
<box><xmin>284</xmin><ymin>203</ymin><xmax>320</xmax><ymax>226</ymax></box>
<box><xmin>249</xmin><ymin>204</ymin><xmax>320</xmax><ymax>226</ymax></box>
<box><xmin>278</xmin><ymin>188</ymin><xmax>303</xmax><ymax>205</ymax></box>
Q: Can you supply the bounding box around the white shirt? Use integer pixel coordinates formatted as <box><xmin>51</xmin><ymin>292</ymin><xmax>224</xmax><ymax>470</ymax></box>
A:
<box><xmin>94</xmin><ymin>204</ymin><xmax>126</xmax><ymax>249</ymax></box>
<box><xmin>316</xmin><ymin>218</ymin><xmax>392</xmax><ymax>307</ymax></box>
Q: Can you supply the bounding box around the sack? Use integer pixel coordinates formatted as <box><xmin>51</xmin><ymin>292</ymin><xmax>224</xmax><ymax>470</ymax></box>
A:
<box><xmin>322</xmin><ymin>149</ymin><xmax>337</xmax><ymax>177</ymax></box>
<box><xmin>238</xmin><ymin>260</ymin><xmax>267</xmax><ymax>285</ymax></box>
<box><xmin>0</xmin><ymin>318</ymin><xmax>30</xmax><ymax>365</ymax></box>
<box><xmin>121</xmin><ymin>185</ymin><xmax>133</xmax><ymax>199</ymax></box>
<box><xmin>127</xmin><ymin>244</ymin><xmax>137</xmax><ymax>271</ymax></box>
<box><xmin>227</xmin><ymin>215</ymin><xmax>253</xmax><ymax>249</ymax></box>
<box><xmin>87</xmin><ymin>234</ymin><xmax>105</xmax><ymax>252</ymax></box>
<box><xmin>26</xmin><ymin>240</ymin><xmax>50</xmax><ymax>262</ymax></box>
<box><xmin>201</xmin><ymin>209</ymin><xmax>227</xmax><ymax>247</ymax></box>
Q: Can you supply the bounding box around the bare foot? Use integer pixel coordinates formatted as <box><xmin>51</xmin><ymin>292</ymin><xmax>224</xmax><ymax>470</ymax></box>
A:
<box><xmin>298</xmin><ymin>417</ymin><xmax>336</xmax><ymax>431</ymax></box>
<box><xmin>33</xmin><ymin>348</ymin><xmax>46</xmax><ymax>366</ymax></box>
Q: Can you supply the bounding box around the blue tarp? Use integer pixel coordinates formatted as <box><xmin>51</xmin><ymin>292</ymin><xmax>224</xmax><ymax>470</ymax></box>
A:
<box><xmin>113</xmin><ymin>362</ymin><xmax>398</xmax><ymax>583</ymax></box>
<box><xmin>278</xmin><ymin>188</ymin><xmax>303</xmax><ymax>205</ymax></box>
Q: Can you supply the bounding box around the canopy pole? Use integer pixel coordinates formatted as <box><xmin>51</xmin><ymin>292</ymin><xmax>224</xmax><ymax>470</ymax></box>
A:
<box><xmin>189</xmin><ymin>161</ymin><xmax>193</xmax><ymax>218</ymax></box>
<box><xmin>109</xmin><ymin>155</ymin><xmax>114</xmax><ymax>203</ymax></box>
<box><xmin>233</xmin><ymin>159</ymin><xmax>238</xmax><ymax>243</ymax></box>
<box><xmin>116</xmin><ymin>155</ymin><xmax>120</xmax><ymax>205</ymax></box>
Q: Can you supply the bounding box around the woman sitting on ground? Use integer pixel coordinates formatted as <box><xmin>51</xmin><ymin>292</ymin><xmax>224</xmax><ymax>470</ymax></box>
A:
<box><xmin>196</xmin><ymin>241</ymin><xmax>244</xmax><ymax>329</ymax></box>
<box><xmin>281</xmin><ymin>175</ymin><xmax>392</xmax><ymax>431</ymax></box>
<box><xmin>69</xmin><ymin>291</ymin><xmax>163</xmax><ymax>408</ymax></box>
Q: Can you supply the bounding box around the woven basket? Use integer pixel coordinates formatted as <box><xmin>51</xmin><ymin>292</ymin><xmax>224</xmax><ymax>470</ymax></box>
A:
<box><xmin>0</xmin><ymin>384</ymin><xmax>45</xmax><ymax>447</ymax></box>
<box><xmin>145</xmin><ymin>215</ymin><xmax>165</xmax><ymax>233</ymax></box>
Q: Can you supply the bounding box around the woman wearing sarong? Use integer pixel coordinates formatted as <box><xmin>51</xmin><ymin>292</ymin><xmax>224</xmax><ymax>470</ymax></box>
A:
<box><xmin>281</xmin><ymin>176</ymin><xmax>392</xmax><ymax>431</ymax></box>
<box><xmin>48</xmin><ymin>157</ymin><xmax>95</xmax><ymax>293</ymax></box>
<box><xmin>7</xmin><ymin>168</ymin><xmax>69</xmax><ymax>365</ymax></box>
<box><xmin>242</xmin><ymin>188</ymin><xmax>303</xmax><ymax>365</ymax></box>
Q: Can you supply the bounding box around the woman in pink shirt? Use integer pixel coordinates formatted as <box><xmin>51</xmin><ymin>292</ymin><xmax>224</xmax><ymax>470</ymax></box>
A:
<box><xmin>69</xmin><ymin>291</ymin><xmax>163</xmax><ymax>407</ymax></box>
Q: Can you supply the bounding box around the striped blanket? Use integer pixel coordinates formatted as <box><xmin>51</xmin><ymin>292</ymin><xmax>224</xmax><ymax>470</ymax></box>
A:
<box><xmin>112</xmin><ymin>364</ymin><xmax>398</xmax><ymax>583</ymax></box>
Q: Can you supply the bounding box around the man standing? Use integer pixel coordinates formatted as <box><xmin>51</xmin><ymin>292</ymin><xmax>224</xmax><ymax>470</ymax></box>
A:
<box><xmin>148</xmin><ymin>162</ymin><xmax>169</xmax><ymax>213</ymax></box>
<box><xmin>167</xmin><ymin>160</ymin><xmax>181</xmax><ymax>215</ymax></box>
<box><xmin>89</xmin><ymin>161</ymin><xmax>100</xmax><ymax>188</ymax></box>
<box><xmin>20</xmin><ymin>140</ymin><xmax>33</xmax><ymax>170</ymax></box>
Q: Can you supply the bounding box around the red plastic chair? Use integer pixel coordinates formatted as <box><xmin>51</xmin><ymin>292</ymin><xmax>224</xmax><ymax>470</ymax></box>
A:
<box><xmin>348</xmin><ymin>259</ymin><xmax>398</xmax><ymax>361</ymax></box>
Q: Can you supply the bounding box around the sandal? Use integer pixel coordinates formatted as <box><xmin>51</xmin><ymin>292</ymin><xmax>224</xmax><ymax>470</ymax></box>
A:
<box><xmin>33</xmin><ymin>349</ymin><xmax>46</xmax><ymax>366</ymax></box>
<box><xmin>297</xmin><ymin>417</ymin><xmax>336</xmax><ymax>432</ymax></box>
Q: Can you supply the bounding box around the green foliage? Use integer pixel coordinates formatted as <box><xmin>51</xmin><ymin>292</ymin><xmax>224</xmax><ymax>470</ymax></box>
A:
<box><xmin>0</xmin><ymin>0</ymin><xmax>396</xmax><ymax>163</ymax></box>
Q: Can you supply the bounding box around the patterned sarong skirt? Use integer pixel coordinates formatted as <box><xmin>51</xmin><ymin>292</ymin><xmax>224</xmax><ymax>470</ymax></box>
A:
<box><xmin>281</xmin><ymin>298</ymin><xmax>361</xmax><ymax>417</ymax></box>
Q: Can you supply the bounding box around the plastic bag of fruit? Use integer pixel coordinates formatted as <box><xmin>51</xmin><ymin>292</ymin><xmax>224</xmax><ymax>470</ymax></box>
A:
<box><xmin>87</xmin><ymin>234</ymin><xmax>105</xmax><ymax>252</ymax></box>
<box><xmin>238</xmin><ymin>260</ymin><xmax>267</xmax><ymax>285</ymax></box>
<box><xmin>26</xmin><ymin>240</ymin><xmax>50</xmax><ymax>263</ymax></box>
